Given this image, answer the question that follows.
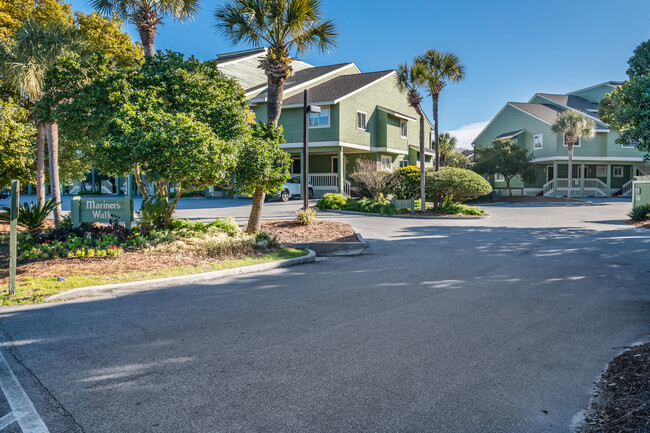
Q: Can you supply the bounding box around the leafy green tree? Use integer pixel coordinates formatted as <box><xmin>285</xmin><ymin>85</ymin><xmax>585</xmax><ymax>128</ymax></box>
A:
<box><xmin>473</xmin><ymin>140</ymin><xmax>536</xmax><ymax>196</ymax></box>
<box><xmin>445</xmin><ymin>151</ymin><xmax>470</xmax><ymax>169</ymax></box>
<box><xmin>75</xmin><ymin>12</ymin><xmax>143</xmax><ymax>66</ymax></box>
<box><xmin>417</xmin><ymin>49</ymin><xmax>465</xmax><ymax>210</ymax></box>
<box><xmin>0</xmin><ymin>99</ymin><xmax>36</xmax><ymax>187</ymax></box>
<box><xmin>551</xmin><ymin>111</ymin><xmax>596</xmax><ymax>199</ymax></box>
<box><xmin>600</xmin><ymin>75</ymin><xmax>650</xmax><ymax>156</ymax></box>
<box><xmin>627</xmin><ymin>39</ymin><xmax>650</xmax><ymax>77</ymax></box>
<box><xmin>235</xmin><ymin>123</ymin><xmax>291</xmax><ymax>233</ymax></box>
<box><xmin>47</xmin><ymin>51</ymin><xmax>251</xmax><ymax>227</ymax></box>
<box><xmin>396</xmin><ymin>62</ymin><xmax>427</xmax><ymax>212</ymax></box>
<box><xmin>89</xmin><ymin>0</ymin><xmax>200</xmax><ymax>57</ymax></box>
<box><xmin>215</xmin><ymin>0</ymin><xmax>337</xmax><ymax>229</ymax></box>
<box><xmin>0</xmin><ymin>0</ymin><xmax>73</xmax><ymax>45</ymax></box>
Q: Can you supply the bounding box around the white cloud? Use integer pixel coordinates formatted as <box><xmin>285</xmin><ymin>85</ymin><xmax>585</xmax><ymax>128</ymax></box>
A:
<box><xmin>443</xmin><ymin>121</ymin><xmax>489</xmax><ymax>150</ymax></box>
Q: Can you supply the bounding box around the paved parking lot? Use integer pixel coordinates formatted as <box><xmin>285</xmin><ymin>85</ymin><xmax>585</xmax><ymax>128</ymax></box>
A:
<box><xmin>0</xmin><ymin>197</ymin><xmax>647</xmax><ymax>432</ymax></box>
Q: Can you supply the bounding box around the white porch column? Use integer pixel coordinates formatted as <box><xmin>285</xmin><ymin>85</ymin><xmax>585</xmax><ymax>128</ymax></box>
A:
<box><xmin>580</xmin><ymin>163</ymin><xmax>585</xmax><ymax>198</ymax></box>
<box><xmin>606</xmin><ymin>163</ymin><xmax>612</xmax><ymax>197</ymax></box>
<box><xmin>553</xmin><ymin>160</ymin><xmax>558</xmax><ymax>198</ymax></box>
<box><xmin>337</xmin><ymin>147</ymin><xmax>344</xmax><ymax>194</ymax></box>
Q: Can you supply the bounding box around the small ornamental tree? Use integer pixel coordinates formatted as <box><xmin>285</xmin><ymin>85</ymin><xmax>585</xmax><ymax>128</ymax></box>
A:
<box><xmin>551</xmin><ymin>111</ymin><xmax>596</xmax><ymax>199</ymax></box>
<box><xmin>350</xmin><ymin>158</ymin><xmax>399</xmax><ymax>201</ymax></box>
<box><xmin>473</xmin><ymin>140</ymin><xmax>536</xmax><ymax>196</ymax></box>
<box><xmin>235</xmin><ymin>123</ymin><xmax>291</xmax><ymax>234</ymax></box>
<box><xmin>424</xmin><ymin>167</ymin><xmax>492</xmax><ymax>203</ymax></box>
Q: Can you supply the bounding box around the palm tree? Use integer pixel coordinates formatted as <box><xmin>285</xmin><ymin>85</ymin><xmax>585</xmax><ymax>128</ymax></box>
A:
<box><xmin>88</xmin><ymin>0</ymin><xmax>200</xmax><ymax>57</ymax></box>
<box><xmin>215</xmin><ymin>0</ymin><xmax>337</xmax><ymax>233</ymax></box>
<box><xmin>396</xmin><ymin>62</ymin><xmax>427</xmax><ymax>213</ymax></box>
<box><xmin>438</xmin><ymin>132</ymin><xmax>457</xmax><ymax>167</ymax></box>
<box><xmin>417</xmin><ymin>49</ymin><xmax>465</xmax><ymax>210</ymax></box>
<box><xmin>551</xmin><ymin>111</ymin><xmax>596</xmax><ymax>200</ymax></box>
<box><xmin>0</xmin><ymin>19</ymin><xmax>86</xmax><ymax>224</ymax></box>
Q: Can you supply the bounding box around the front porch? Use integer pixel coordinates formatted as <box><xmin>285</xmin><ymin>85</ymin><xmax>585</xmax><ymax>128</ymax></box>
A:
<box><xmin>541</xmin><ymin>161</ymin><xmax>649</xmax><ymax>198</ymax></box>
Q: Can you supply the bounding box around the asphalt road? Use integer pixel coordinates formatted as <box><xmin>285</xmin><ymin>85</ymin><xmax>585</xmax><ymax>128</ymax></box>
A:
<box><xmin>0</xmin><ymin>198</ymin><xmax>648</xmax><ymax>432</ymax></box>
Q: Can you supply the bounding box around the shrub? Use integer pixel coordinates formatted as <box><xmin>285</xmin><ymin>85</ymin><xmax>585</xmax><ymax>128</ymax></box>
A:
<box><xmin>208</xmin><ymin>218</ymin><xmax>240</xmax><ymax>236</ymax></box>
<box><xmin>628</xmin><ymin>203</ymin><xmax>650</xmax><ymax>221</ymax></box>
<box><xmin>253</xmin><ymin>231</ymin><xmax>278</xmax><ymax>249</ymax></box>
<box><xmin>391</xmin><ymin>165</ymin><xmax>421</xmax><ymax>199</ymax></box>
<box><xmin>0</xmin><ymin>199</ymin><xmax>59</xmax><ymax>234</ymax></box>
<box><xmin>439</xmin><ymin>201</ymin><xmax>485</xmax><ymax>216</ymax></box>
<box><xmin>296</xmin><ymin>207</ymin><xmax>318</xmax><ymax>225</ymax></box>
<box><xmin>317</xmin><ymin>193</ymin><xmax>348</xmax><ymax>210</ymax></box>
<box><xmin>425</xmin><ymin>167</ymin><xmax>492</xmax><ymax>203</ymax></box>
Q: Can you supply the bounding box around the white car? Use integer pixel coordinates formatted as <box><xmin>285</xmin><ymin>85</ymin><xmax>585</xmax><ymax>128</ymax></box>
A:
<box><xmin>273</xmin><ymin>176</ymin><xmax>314</xmax><ymax>202</ymax></box>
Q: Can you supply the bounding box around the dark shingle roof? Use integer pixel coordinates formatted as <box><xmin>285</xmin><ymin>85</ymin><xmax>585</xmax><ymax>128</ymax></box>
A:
<box><xmin>537</xmin><ymin>93</ymin><xmax>600</xmax><ymax>115</ymax></box>
<box><xmin>282</xmin><ymin>70</ymin><xmax>394</xmax><ymax>105</ymax></box>
<box><xmin>494</xmin><ymin>129</ymin><xmax>525</xmax><ymax>140</ymax></box>
<box><xmin>510</xmin><ymin>103</ymin><xmax>565</xmax><ymax>124</ymax></box>
<box><xmin>214</xmin><ymin>48</ymin><xmax>266</xmax><ymax>65</ymax></box>
<box><xmin>250</xmin><ymin>63</ymin><xmax>356</xmax><ymax>100</ymax></box>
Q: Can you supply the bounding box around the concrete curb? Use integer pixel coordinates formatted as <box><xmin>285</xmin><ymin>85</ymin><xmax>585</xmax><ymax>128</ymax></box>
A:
<box><xmin>322</xmin><ymin>209</ymin><xmax>489</xmax><ymax>220</ymax></box>
<box><xmin>286</xmin><ymin>233</ymin><xmax>367</xmax><ymax>256</ymax></box>
<box><xmin>46</xmin><ymin>249</ymin><xmax>316</xmax><ymax>301</ymax></box>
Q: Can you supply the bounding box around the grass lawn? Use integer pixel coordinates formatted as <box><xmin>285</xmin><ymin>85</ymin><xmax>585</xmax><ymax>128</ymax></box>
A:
<box><xmin>1</xmin><ymin>248</ymin><xmax>307</xmax><ymax>306</ymax></box>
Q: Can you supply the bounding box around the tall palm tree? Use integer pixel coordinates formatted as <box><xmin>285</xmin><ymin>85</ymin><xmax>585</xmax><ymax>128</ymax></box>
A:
<box><xmin>438</xmin><ymin>132</ymin><xmax>457</xmax><ymax>167</ymax></box>
<box><xmin>551</xmin><ymin>110</ymin><xmax>596</xmax><ymax>200</ymax></box>
<box><xmin>0</xmin><ymin>19</ymin><xmax>86</xmax><ymax>223</ymax></box>
<box><xmin>396</xmin><ymin>62</ymin><xmax>427</xmax><ymax>213</ymax></box>
<box><xmin>88</xmin><ymin>0</ymin><xmax>200</xmax><ymax>57</ymax></box>
<box><xmin>215</xmin><ymin>0</ymin><xmax>337</xmax><ymax>233</ymax></box>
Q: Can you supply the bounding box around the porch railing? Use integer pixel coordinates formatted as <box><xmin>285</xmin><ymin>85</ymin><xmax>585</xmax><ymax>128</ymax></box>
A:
<box><xmin>544</xmin><ymin>178</ymin><xmax>608</xmax><ymax>197</ymax></box>
<box><xmin>620</xmin><ymin>180</ymin><xmax>633</xmax><ymax>196</ymax></box>
<box><xmin>308</xmin><ymin>173</ymin><xmax>350</xmax><ymax>198</ymax></box>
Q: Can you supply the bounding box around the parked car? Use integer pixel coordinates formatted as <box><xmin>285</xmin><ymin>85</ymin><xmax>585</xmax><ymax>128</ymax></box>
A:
<box><xmin>272</xmin><ymin>176</ymin><xmax>314</xmax><ymax>202</ymax></box>
<box><xmin>0</xmin><ymin>188</ymin><xmax>8</xmax><ymax>199</ymax></box>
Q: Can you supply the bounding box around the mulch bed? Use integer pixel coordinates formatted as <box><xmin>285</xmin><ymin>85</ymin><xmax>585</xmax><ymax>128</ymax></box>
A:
<box><xmin>628</xmin><ymin>220</ymin><xmax>650</xmax><ymax>230</ymax></box>
<box><xmin>577</xmin><ymin>343</ymin><xmax>650</xmax><ymax>433</ymax></box>
<box><xmin>0</xmin><ymin>219</ymin><xmax>55</xmax><ymax>234</ymax></box>
<box><xmin>261</xmin><ymin>220</ymin><xmax>358</xmax><ymax>243</ymax></box>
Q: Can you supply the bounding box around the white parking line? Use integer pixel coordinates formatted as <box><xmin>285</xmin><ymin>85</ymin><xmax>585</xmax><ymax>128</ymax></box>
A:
<box><xmin>0</xmin><ymin>350</ymin><xmax>49</xmax><ymax>433</ymax></box>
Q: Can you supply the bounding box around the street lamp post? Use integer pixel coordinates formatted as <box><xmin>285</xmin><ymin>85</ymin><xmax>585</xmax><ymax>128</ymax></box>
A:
<box><xmin>303</xmin><ymin>89</ymin><xmax>320</xmax><ymax>210</ymax></box>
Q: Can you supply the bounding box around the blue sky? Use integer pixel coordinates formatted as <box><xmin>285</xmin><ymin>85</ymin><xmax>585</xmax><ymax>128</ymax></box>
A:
<box><xmin>68</xmin><ymin>0</ymin><xmax>650</xmax><ymax>148</ymax></box>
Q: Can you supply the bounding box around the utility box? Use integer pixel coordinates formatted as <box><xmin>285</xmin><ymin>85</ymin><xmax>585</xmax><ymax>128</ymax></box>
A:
<box><xmin>71</xmin><ymin>196</ymin><xmax>134</xmax><ymax>228</ymax></box>
<box><xmin>632</xmin><ymin>176</ymin><xmax>650</xmax><ymax>208</ymax></box>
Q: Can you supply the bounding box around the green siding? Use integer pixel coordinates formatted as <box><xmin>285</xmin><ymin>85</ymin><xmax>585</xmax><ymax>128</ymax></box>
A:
<box><xmin>570</xmin><ymin>84</ymin><xmax>616</xmax><ymax>104</ymax></box>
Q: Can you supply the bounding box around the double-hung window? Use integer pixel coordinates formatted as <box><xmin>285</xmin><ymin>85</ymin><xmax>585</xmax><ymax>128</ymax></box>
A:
<box><xmin>400</xmin><ymin>120</ymin><xmax>408</xmax><ymax>139</ymax></box>
<box><xmin>380</xmin><ymin>156</ymin><xmax>392</xmax><ymax>171</ymax></box>
<box><xmin>309</xmin><ymin>106</ymin><xmax>330</xmax><ymax>128</ymax></box>
<box><xmin>534</xmin><ymin>134</ymin><xmax>543</xmax><ymax>149</ymax></box>
<box><xmin>356</xmin><ymin>111</ymin><xmax>367</xmax><ymax>130</ymax></box>
<box><xmin>596</xmin><ymin>166</ymin><xmax>606</xmax><ymax>177</ymax></box>
<box><xmin>563</xmin><ymin>135</ymin><xmax>581</xmax><ymax>147</ymax></box>
<box><xmin>613</xmin><ymin>166</ymin><xmax>624</xmax><ymax>177</ymax></box>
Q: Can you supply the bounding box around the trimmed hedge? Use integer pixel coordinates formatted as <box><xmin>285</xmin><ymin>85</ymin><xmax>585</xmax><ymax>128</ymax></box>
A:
<box><xmin>317</xmin><ymin>193</ymin><xmax>396</xmax><ymax>215</ymax></box>
<box><xmin>425</xmin><ymin>167</ymin><xmax>492</xmax><ymax>203</ymax></box>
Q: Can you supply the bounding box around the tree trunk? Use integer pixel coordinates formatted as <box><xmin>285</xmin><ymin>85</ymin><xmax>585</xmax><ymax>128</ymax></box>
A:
<box><xmin>415</xmin><ymin>105</ymin><xmax>426</xmax><ymax>214</ymax></box>
<box><xmin>506</xmin><ymin>177</ymin><xmax>512</xmax><ymax>197</ymax></box>
<box><xmin>246</xmin><ymin>189</ymin><xmax>265</xmax><ymax>234</ymax></box>
<box><xmin>133</xmin><ymin>6</ymin><xmax>160</xmax><ymax>57</ymax></box>
<box><xmin>45</xmin><ymin>121</ymin><xmax>62</xmax><ymax>225</ymax></box>
<box><xmin>91</xmin><ymin>168</ymin><xmax>96</xmax><ymax>193</ymax></box>
<box><xmin>567</xmin><ymin>143</ymin><xmax>574</xmax><ymax>200</ymax></box>
<box><xmin>432</xmin><ymin>92</ymin><xmax>440</xmax><ymax>211</ymax></box>
<box><xmin>266</xmin><ymin>74</ymin><xmax>286</xmax><ymax>127</ymax></box>
<box><xmin>36</xmin><ymin>123</ymin><xmax>46</xmax><ymax>208</ymax></box>
<box><xmin>165</xmin><ymin>183</ymin><xmax>183</xmax><ymax>227</ymax></box>
<box><xmin>133</xmin><ymin>163</ymin><xmax>150</xmax><ymax>200</ymax></box>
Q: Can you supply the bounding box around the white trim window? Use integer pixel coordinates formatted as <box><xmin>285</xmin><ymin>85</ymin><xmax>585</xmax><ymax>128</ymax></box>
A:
<box><xmin>380</xmin><ymin>156</ymin><xmax>392</xmax><ymax>171</ymax></box>
<box><xmin>400</xmin><ymin>159</ymin><xmax>409</xmax><ymax>168</ymax></box>
<box><xmin>356</xmin><ymin>111</ymin><xmax>367</xmax><ymax>130</ymax></box>
<box><xmin>563</xmin><ymin>135</ymin><xmax>581</xmax><ymax>147</ymax></box>
<box><xmin>495</xmin><ymin>173</ymin><xmax>505</xmax><ymax>182</ymax></box>
<box><xmin>596</xmin><ymin>166</ymin><xmax>606</xmax><ymax>177</ymax></box>
<box><xmin>400</xmin><ymin>120</ymin><xmax>408</xmax><ymax>139</ymax></box>
<box><xmin>533</xmin><ymin>134</ymin><xmax>543</xmax><ymax>149</ymax></box>
<box><xmin>621</xmin><ymin>140</ymin><xmax>638</xmax><ymax>148</ymax></box>
<box><xmin>309</xmin><ymin>106</ymin><xmax>330</xmax><ymax>128</ymax></box>
<box><xmin>613</xmin><ymin>166</ymin><xmax>624</xmax><ymax>177</ymax></box>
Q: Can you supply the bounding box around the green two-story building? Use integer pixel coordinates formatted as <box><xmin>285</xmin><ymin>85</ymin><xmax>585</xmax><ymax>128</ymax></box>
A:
<box><xmin>216</xmin><ymin>48</ymin><xmax>435</xmax><ymax>197</ymax></box>
<box><xmin>473</xmin><ymin>82</ymin><xmax>649</xmax><ymax>198</ymax></box>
